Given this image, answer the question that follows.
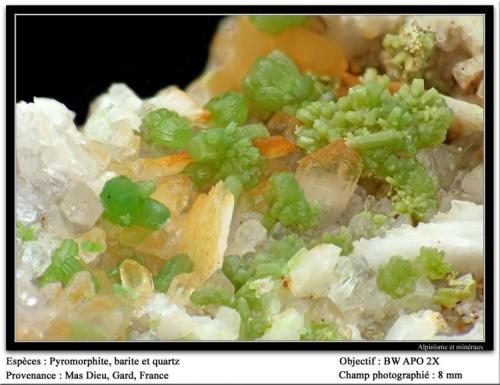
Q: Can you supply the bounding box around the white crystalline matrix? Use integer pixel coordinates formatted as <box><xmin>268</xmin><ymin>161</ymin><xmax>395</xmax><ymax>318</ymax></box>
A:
<box><xmin>16</xmin><ymin>98</ymin><xmax>103</xmax><ymax>224</ymax></box>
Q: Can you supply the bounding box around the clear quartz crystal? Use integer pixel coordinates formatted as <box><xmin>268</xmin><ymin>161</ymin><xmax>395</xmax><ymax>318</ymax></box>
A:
<box><xmin>19</xmin><ymin>231</ymin><xmax>60</xmax><ymax>278</ymax></box>
<box><xmin>328</xmin><ymin>255</ymin><xmax>367</xmax><ymax>304</ymax></box>
<box><xmin>16</xmin><ymin>233</ymin><xmax>64</xmax><ymax>339</ymax></box>
<box><xmin>225</xmin><ymin>219</ymin><xmax>267</xmax><ymax>256</ymax></box>
<box><xmin>416</xmin><ymin>144</ymin><xmax>462</xmax><ymax>189</ymax></box>
<box><xmin>59</xmin><ymin>182</ymin><xmax>103</xmax><ymax>229</ymax></box>
<box><xmin>328</xmin><ymin>255</ymin><xmax>397</xmax><ymax>331</ymax></box>
<box><xmin>296</xmin><ymin>140</ymin><xmax>363</xmax><ymax>220</ymax></box>
<box><xmin>16</xmin><ymin>281</ymin><xmax>64</xmax><ymax>340</ymax></box>
<box><xmin>120</xmin><ymin>259</ymin><xmax>154</xmax><ymax>297</ymax></box>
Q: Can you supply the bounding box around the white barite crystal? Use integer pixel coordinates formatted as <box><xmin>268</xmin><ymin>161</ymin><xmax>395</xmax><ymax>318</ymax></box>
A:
<box><xmin>353</xmin><ymin>200</ymin><xmax>483</xmax><ymax>278</ymax></box>
<box><xmin>143</xmin><ymin>86</ymin><xmax>209</xmax><ymax>123</ymax></box>
<box><xmin>442</xmin><ymin>95</ymin><xmax>484</xmax><ymax>134</ymax></box>
<box><xmin>320</xmin><ymin>15</ymin><xmax>404</xmax><ymax>60</ymax></box>
<box><xmin>225</xmin><ymin>219</ymin><xmax>267</xmax><ymax>256</ymax></box>
<box><xmin>157</xmin><ymin>305</ymin><xmax>240</xmax><ymax>341</ymax></box>
<box><xmin>16</xmin><ymin>98</ymin><xmax>102</xmax><ymax>221</ymax></box>
<box><xmin>248</xmin><ymin>277</ymin><xmax>275</xmax><ymax>296</ymax></box>
<box><xmin>460</xmin><ymin>164</ymin><xmax>483</xmax><ymax>204</ymax></box>
<box><xmin>348</xmin><ymin>325</ymin><xmax>364</xmax><ymax>340</ymax></box>
<box><xmin>452</xmin><ymin>54</ymin><xmax>483</xmax><ymax>91</ymax></box>
<box><xmin>17</xmin><ymin>99</ymin><xmax>99</xmax><ymax>182</ymax></box>
<box><xmin>259</xmin><ymin>308</ymin><xmax>304</xmax><ymax>340</ymax></box>
<box><xmin>59</xmin><ymin>182</ymin><xmax>103</xmax><ymax>229</ymax></box>
<box><xmin>86</xmin><ymin>171</ymin><xmax>117</xmax><ymax>196</ymax></box>
<box><xmin>385</xmin><ymin>310</ymin><xmax>448</xmax><ymax>340</ymax></box>
<box><xmin>139</xmin><ymin>294</ymin><xmax>240</xmax><ymax>340</ymax></box>
<box><xmin>84</xmin><ymin>83</ymin><xmax>142</xmax><ymax>160</ymax></box>
<box><xmin>288</xmin><ymin>244</ymin><xmax>341</xmax><ymax>299</ymax></box>
<box><xmin>411</xmin><ymin>16</ymin><xmax>484</xmax><ymax>97</ymax></box>
<box><xmin>88</xmin><ymin>83</ymin><xmax>142</xmax><ymax>123</ymax></box>
<box><xmin>136</xmin><ymin>293</ymin><xmax>175</xmax><ymax>321</ymax></box>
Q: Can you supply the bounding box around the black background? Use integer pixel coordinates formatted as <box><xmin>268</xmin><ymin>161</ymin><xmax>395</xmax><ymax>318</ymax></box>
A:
<box><xmin>16</xmin><ymin>15</ymin><xmax>224</xmax><ymax>124</ymax></box>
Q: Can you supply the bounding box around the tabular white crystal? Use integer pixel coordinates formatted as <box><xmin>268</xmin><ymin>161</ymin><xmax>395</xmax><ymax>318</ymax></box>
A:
<box><xmin>89</xmin><ymin>83</ymin><xmax>142</xmax><ymax>120</ymax></box>
<box><xmin>143</xmin><ymin>86</ymin><xmax>209</xmax><ymax>123</ymax></box>
<box><xmin>385</xmin><ymin>310</ymin><xmax>447</xmax><ymax>340</ymax></box>
<box><xmin>442</xmin><ymin>95</ymin><xmax>484</xmax><ymax>134</ymax></box>
<box><xmin>460</xmin><ymin>164</ymin><xmax>483</xmax><ymax>204</ymax></box>
<box><xmin>288</xmin><ymin>244</ymin><xmax>341</xmax><ymax>299</ymax></box>
<box><xmin>259</xmin><ymin>308</ymin><xmax>304</xmax><ymax>340</ymax></box>
<box><xmin>17</xmin><ymin>98</ymin><xmax>100</xmax><ymax>184</ymax></box>
<box><xmin>16</xmin><ymin>98</ymin><xmax>103</xmax><ymax>222</ymax></box>
<box><xmin>248</xmin><ymin>277</ymin><xmax>276</xmax><ymax>296</ymax></box>
<box><xmin>86</xmin><ymin>171</ymin><xmax>117</xmax><ymax>196</ymax></box>
<box><xmin>188</xmin><ymin>307</ymin><xmax>241</xmax><ymax>340</ymax></box>
<box><xmin>59</xmin><ymin>181</ymin><xmax>103</xmax><ymax>228</ymax></box>
<box><xmin>139</xmin><ymin>293</ymin><xmax>240</xmax><ymax>340</ymax></box>
<box><xmin>225</xmin><ymin>219</ymin><xmax>267</xmax><ymax>256</ymax></box>
<box><xmin>353</xmin><ymin>200</ymin><xmax>484</xmax><ymax>278</ymax></box>
<box><xmin>84</xmin><ymin>112</ymin><xmax>140</xmax><ymax>160</ymax></box>
<box><xmin>84</xmin><ymin>83</ymin><xmax>142</xmax><ymax>160</ymax></box>
<box><xmin>452</xmin><ymin>54</ymin><xmax>483</xmax><ymax>90</ymax></box>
